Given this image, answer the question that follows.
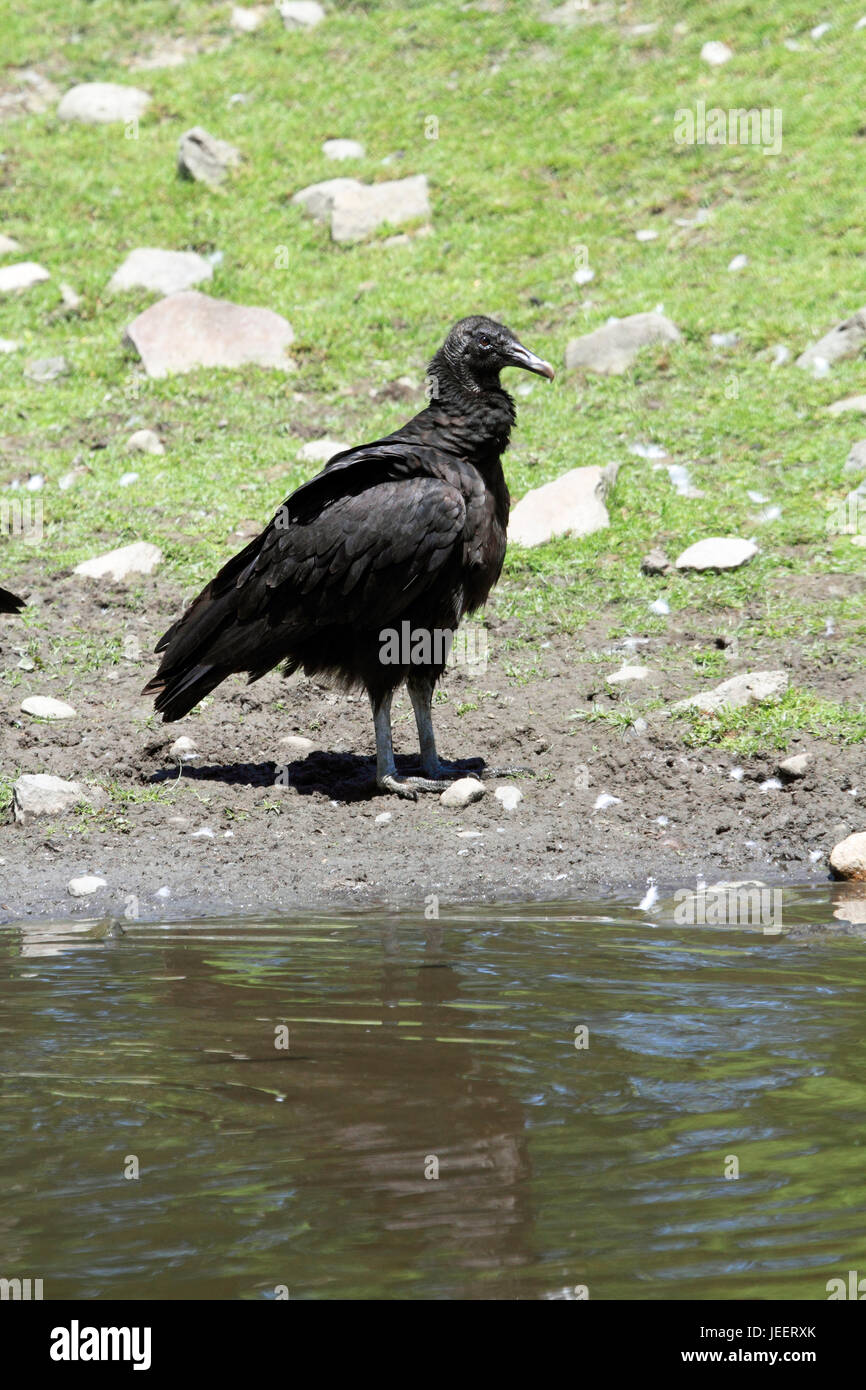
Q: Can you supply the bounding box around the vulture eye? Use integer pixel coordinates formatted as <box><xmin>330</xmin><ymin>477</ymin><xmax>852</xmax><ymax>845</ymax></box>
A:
<box><xmin>477</xmin><ymin>335</ymin><xmax>492</xmax><ymax>349</ymax></box>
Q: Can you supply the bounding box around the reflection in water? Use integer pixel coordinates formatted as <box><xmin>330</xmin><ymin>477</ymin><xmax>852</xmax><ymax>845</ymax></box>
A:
<box><xmin>1</xmin><ymin>886</ymin><xmax>865</xmax><ymax>1300</ymax></box>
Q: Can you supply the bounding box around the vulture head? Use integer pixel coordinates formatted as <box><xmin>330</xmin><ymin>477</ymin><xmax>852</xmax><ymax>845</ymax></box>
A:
<box><xmin>439</xmin><ymin>315</ymin><xmax>555</xmax><ymax>393</ymax></box>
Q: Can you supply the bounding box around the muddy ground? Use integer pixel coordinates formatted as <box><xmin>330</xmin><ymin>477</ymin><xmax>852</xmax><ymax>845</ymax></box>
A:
<box><xmin>1</xmin><ymin>571</ymin><xmax>864</xmax><ymax>924</ymax></box>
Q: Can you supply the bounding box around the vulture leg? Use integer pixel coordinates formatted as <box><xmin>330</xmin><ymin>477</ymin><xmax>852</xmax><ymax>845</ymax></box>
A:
<box><xmin>370</xmin><ymin>684</ymin><xmax>451</xmax><ymax>799</ymax></box>
<box><xmin>407</xmin><ymin>673</ymin><xmax>465</xmax><ymax>783</ymax></box>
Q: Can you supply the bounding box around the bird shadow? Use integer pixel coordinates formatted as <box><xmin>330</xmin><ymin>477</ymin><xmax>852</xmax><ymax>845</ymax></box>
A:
<box><xmin>148</xmin><ymin>750</ymin><xmax>487</xmax><ymax>801</ymax></box>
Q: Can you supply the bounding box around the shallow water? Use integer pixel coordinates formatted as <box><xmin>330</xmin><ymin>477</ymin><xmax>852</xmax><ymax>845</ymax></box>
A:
<box><xmin>2</xmin><ymin>885</ymin><xmax>865</xmax><ymax>1300</ymax></box>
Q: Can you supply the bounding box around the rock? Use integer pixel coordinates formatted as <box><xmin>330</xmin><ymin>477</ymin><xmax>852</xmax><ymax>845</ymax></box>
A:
<box><xmin>296</xmin><ymin>437</ymin><xmax>349</xmax><ymax>464</ymax></box>
<box><xmin>700</xmin><ymin>40</ymin><xmax>733</xmax><ymax>65</ymax></box>
<box><xmin>830</xmin><ymin>832</ymin><xmax>866</xmax><ymax>881</ymax></box>
<box><xmin>20</xmin><ymin>696</ymin><xmax>77</xmax><ymax>720</ymax></box>
<box><xmin>0</xmin><ymin>261</ymin><xmax>50</xmax><ymax>293</ymax></box>
<box><xmin>827</xmin><ymin>396</ymin><xmax>866</xmax><ymax>416</ymax></box>
<box><xmin>68</xmin><ymin>875</ymin><xmax>107</xmax><ymax>898</ymax></box>
<box><xmin>649</xmin><ymin>597</ymin><xmax>670</xmax><ymax>615</ymax></box>
<box><xmin>843</xmin><ymin>440</ymin><xmax>866</xmax><ymax>474</ymax></box>
<box><xmin>170</xmin><ymin>736</ymin><xmax>198</xmax><ymax>761</ymax></box>
<box><xmin>24</xmin><ymin>356</ymin><xmax>70</xmax><ymax>383</ymax></box>
<box><xmin>635</xmin><ymin>228</ymin><xmax>658</xmax><ymax>242</ymax></box>
<box><xmin>770</xmin><ymin>344</ymin><xmax>790</xmax><ymax>367</ymax></box>
<box><xmin>13</xmin><ymin>773</ymin><xmax>100</xmax><ymax>824</ymax></box>
<box><xmin>278</xmin><ymin>735</ymin><xmax>316</xmax><ymax>754</ymax></box>
<box><xmin>439</xmin><ymin>778</ymin><xmax>485</xmax><ymax>808</ymax></box>
<box><xmin>126</xmin><ymin>428</ymin><xmax>165</xmax><ymax>455</ymax></box>
<box><xmin>58</xmin><ymin>282</ymin><xmax>81</xmax><ymax>312</ymax></box>
<box><xmin>565</xmin><ymin>312</ymin><xmax>680</xmax><ymax>375</ymax></box>
<box><xmin>108</xmin><ymin>247</ymin><xmax>213</xmax><ymax>296</ymax></box>
<box><xmin>278</xmin><ymin>1</ymin><xmax>325</xmax><ymax>28</ymax></box>
<box><xmin>292</xmin><ymin>177</ymin><xmax>362</xmax><ymax>221</ymax></box>
<box><xmin>778</xmin><ymin>753</ymin><xmax>810</xmax><ymax>779</ymax></box>
<box><xmin>672</xmin><ymin>670</ymin><xmax>789</xmax><ymax>715</ymax></box>
<box><xmin>119</xmin><ymin>472</ymin><xmax>139</xmax><ymax>488</ymax></box>
<box><xmin>374</xmin><ymin>811</ymin><xmax>392</xmax><ymax>825</ymax></box>
<box><xmin>0</xmin><ymin>338</ymin><xmax>20</xmax><ymax>353</ymax></box>
<box><xmin>728</xmin><ymin>254</ymin><xmax>748</xmax><ymax>271</ymax></box>
<box><xmin>0</xmin><ymin>233</ymin><xmax>21</xmax><ymax>253</ymax></box>
<box><xmin>322</xmin><ymin>138</ymin><xmax>365</xmax><ymax>160</ymax></box>
<box><xmin>641</xmin><ymin>548</ymin><xmax>671</xmax><ymax>575</ymax></box>
<box><xmin>509</xmin><ymin>463</ymin><xmax>617</xmax><ymax>547</ymax></box>
<box><xmin>606</xmin><ymin>664</ymin><xmax>653</xmax><ymax>685</ymax></box>
<box><xmin>594</xmin><ymin>793</ymin><xmax>622</xmax><ymax>810</ymax></box>
<box><xmin>494</xmin><ymin>785</ymin><xmax>523</xmax><ymax>811</ymax></box>
<box><xmin>675</xmin><ymin>537</ymin><xmax>757</xmax><ymax>571</ymax></box>
<box><xmin>124</xmin><ymin>290</ymin><xmax>294</xmax><ymax>378</ymax></box>
<box><xmin>231</xmin><ymin>4</ymin><xmax>268</xmax><ymax>30</ymax></box>
<box><xmin>58</xmin><ymin>83</ymin><xmax>150</xmax><ymax>124</ymax></box>
<box><xmin>330</xmin><ymin>175</ymin><xmax>431</xmax><ymax>243</ymax></box>
<box><xmin>74</xmin><ymin>541</ymin><xmax>162</xmax><ymax>582</ymax></box>
<box><xmin>797</xmin><ymin>308</ymin><xmax>866</xmax><ymax>370</ymax></box>
<box><xmin>177</xmin><ymin>127</ymin><xmax>241</xmax><ymax>186</ymax></box>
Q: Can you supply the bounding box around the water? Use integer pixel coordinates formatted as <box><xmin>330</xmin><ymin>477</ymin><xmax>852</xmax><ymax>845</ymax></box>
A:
<box><xmin>2</xmin><ymin>885</ymin><xmax>866</xmax><ymax>1301</ymax></box>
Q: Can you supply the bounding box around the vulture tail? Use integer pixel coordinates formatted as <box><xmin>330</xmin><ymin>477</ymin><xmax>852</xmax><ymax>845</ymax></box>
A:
<box><xmin>0</xmin><ymin>586</ymin><xmax>25</xmax><ymax>614</ymax></box>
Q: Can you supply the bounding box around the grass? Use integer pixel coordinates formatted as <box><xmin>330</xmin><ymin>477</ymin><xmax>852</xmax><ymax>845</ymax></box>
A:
<box><xmin>1</xmin><ymin>0</ymin><xmax>866</xmax><ymax>737</ymax></box>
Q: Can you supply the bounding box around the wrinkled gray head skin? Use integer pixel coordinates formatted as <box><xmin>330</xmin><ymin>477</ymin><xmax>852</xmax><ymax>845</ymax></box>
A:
<box><xmin>440</xmin><ymin>315</ymin><xmax>555</xmax><ymax>392</ymax></box>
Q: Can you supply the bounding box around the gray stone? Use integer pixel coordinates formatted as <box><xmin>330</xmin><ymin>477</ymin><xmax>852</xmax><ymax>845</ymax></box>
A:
<box><xmin>322</xmin><ymin>138</ymin><xmax>365</xmax><ymax>160</ymax></box>
<box><xmin>74</xmin><ymin>542</ymin><xmax>162</xmax><ymax>582</ymax></box>
<box><xmin>606</xmin><ymin>664</ymin><xmax>655</xmax><ymax>686</ymax></box>
<box><xmin>68</xmin><ymin>875</ymin><xmax>107</xmax><ymax>897</ymax></box>
<box><xmin>830</xmin><ymin>832</ymin><xmax>866</xmax><ymax>881</ymax></box>
<box><xmin>565</xmin><ymin>312</ymin><xmax>680</xmax><ymax>375</ymax></box>
<box><xmin>124</xmin><ymin>290</ymin><xmax>294</xmax><ymax>378</ymax></box>
<box><xmin>296</xmin><ymin>437</ymin><xmax>349</xmax><ymax>464</ymax></box>
<box><xmin>20</xmin><ymin>696</ymin><xmax>77</xmax><ymax>720</ymax></box>
<box><xmin>108</xmin><ymin>247</ymin><xmax>213</xmax><ymax>296</ymax></box>
<box><xmin>700</xmin><ymin>40</ymin><xmax>733</xmax><ymax>65</ymax></box>
<box><xmin>509</xmin><ymin>463</ymin><xmax>617</xmax><ymax>547</ymax></box>
<box><xmin>440</xmin><ymin>778</ymin><xmax>485</xmax><ymax>809</ymax></box>
<box><xmin>13</xmin><ymin>773</ymin><xmax>99</xmax><ymax>823</ymax></box>
<box><xmin>778</xmin><ymin>753</ymin><xmax>810</xmax><ymax>779</ymax></box>
<box><xmin>494</xmin><ymin>785</ymin><xmax>523</xmax><ymax>811</ymax></box>
<box><xmin>278</xmin><ymin>1</ymin><xmax>325</xmax><ymax>28</ymax></box>
<box><xmin>0</xmin><ymin>261</ymin><xmax>50</xmax><ymax>293</ymax></box>
<box><xmin>177</xmin><ymin>127</ymin><xmax>241</xmax><ymax>186</ymax></box>
<box><xmin>675</xmin><ymin>537</ymin><xmax>757</xmax><ymax>571</ymax></box>
<box><xmin>828</xmin><ymin>396</ymin><xmax>866</xmax><ymax>416</ymax></box>
<box><xmin>844</xmin><ymin>440</ymin><xmax>866</xmax><ymax>474</ymax></box>
<box><xmin>330</xmin><ymin>175</ymin><xmax>431</xmax><ymax>243</ymax></box>
<box><xmin>797</xmin><ymin>308</ymin><xmax>866</xmax><ymax>370</ymax></box>
<box><xmin>25</xmin><ymin>356</ymin><xmax>70</xmax><ymax>383</ymax></box>
<box><xmin>0</xmin><ymin>233</ymin><xmax>21</xmax><ymax>254</ymax></box>
<box><xmin>672</xmin><ymin>670</ymin><xmax>789</xmax><ymax>715</ymax></box>
<box><xmin>58</xmin><ymin>83</ymin><xmax>151</xmax><ymax>124</ymax></box>
<box><xmin>231</xmin><ymin>5</ymin><xmax>269</xmax><ymax>31</ymax></box>
<box><xmin>279</xmin><ymin>735</ymin><xmax>316</xmax><ymax>755</ymax></box>
<box><xmin>292</xmin><ymin>177</ymin><xmax>361</xmax><ymax>221</ymax></box>
<box><xmin>170</xmin><ymin>736</ymin><xmax>198</xmax><ymax>761</ymax></box>
<box><xmin>126</xmin><ymin>428</ymin><xmax>165</xmax><ymax>455</ymax></box>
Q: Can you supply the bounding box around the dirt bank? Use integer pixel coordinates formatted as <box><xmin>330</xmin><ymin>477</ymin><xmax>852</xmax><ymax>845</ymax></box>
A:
<box><xmin>0</xmin><ymin>572</ymin><xmax>863</xmax><ymax>922</ymax></box>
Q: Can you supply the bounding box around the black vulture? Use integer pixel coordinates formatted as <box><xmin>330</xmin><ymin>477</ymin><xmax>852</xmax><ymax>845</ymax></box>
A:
<box><xmin>0</xmin><ymin>587</ymin><xmax>24</xmax><ymax>615</ymax></box>
<box><xmin>145</xmin><ymin>316</ymin><xmax>554</xmax><ymax>797</ymax></box>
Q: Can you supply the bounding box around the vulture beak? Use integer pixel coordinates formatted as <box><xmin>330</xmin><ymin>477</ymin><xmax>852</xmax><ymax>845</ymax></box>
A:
<box><xmin>506</xmin><ymin>339</ymin><xmax>555</xmax><ymax>380</ymax></box>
